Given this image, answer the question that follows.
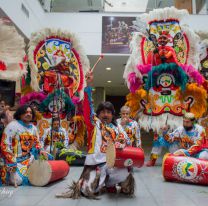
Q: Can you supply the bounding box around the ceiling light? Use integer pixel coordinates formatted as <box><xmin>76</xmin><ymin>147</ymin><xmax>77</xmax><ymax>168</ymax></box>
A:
<box><xmin>106</xmin><ymin>67</ymin><xmax>111</xmax><ymax>71</ymax></box>
<box><xmin>107</xmin><ymin>80</ymin><xmax>112</xmax><ymax>83</ymax></box>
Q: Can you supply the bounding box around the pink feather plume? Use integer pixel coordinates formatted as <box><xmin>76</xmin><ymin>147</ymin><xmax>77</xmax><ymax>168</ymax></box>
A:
<box><xmin>127</xmin><ymin>72</ymin><xmax>142</xmax><ymax>93</ymax></box>
<box><xmin>180</xmin><ymin>64</ymin><xmax>205</xmax><ymax>85</ymax></box>
<box><xmin>137</xmin><ymin>64</ymin><xmax>152</xmax><ymax>75</ymax></box>
<box><xmin>20</xmin><ymin>92</ymin><xmax>46</xmax><ymax>105</ymax></box>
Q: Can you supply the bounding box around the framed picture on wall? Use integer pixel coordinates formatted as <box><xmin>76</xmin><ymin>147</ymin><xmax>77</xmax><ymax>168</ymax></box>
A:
<box><xmin>102</xmin><ymin>16</ymin><xmax>137</xmax><ymax>54</ymax></box>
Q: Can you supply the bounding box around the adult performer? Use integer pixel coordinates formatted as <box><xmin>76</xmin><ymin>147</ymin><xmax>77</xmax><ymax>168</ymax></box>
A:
<box><xmin>0</xmin><ymin>105</ymin><xmax>47</xmax><ymax>186</ymax></box>
<box><xmin>165</xmin><ymin>113</ymin><xmax>208</xmax><ymax>159</ymax></box>
<box><xmin>56</xmin><ymin>72</ymin><xmax>135</xmax><ymax>199</ymax></box>
<box><xmin>147</xmin><ymin>113</ymin><xmax>208</xmax><ymax>166</ymax></box>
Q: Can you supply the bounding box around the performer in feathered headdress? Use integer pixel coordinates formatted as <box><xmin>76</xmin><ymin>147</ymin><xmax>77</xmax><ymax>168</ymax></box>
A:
<box><xmin>20</xmin><ymin>28</ymin><xmax>91</xmax><ymax>154</ymax></box>
<box><xmin>124</xmin><ymin>7</ymin><xmax>207</xmax><ymax>166</ymax></box>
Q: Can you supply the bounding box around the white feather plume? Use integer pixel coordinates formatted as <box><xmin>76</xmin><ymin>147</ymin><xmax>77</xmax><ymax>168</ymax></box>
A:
<box><xmin>0</xmin><ymin>19</ymin><xmax>26</xmax><ymax>81</ymax></box>
<box><xmin>123</xmin><ymin>32</ymin><xmax>143</xmax><ymax>87</ymax></box>
<box><xmin>181</xmin><ymin>25</ymin><xmax>200</xmax><ymax>69</ymax></box>
<box><xmin>196</xmin><ymin>31</ymin><xmax>208</xmax><ymax>61</ymax></box>
<box><xmin>139</xmin><ymin>113</ymin><xmax>183</xmax><ymax>133</ymax></box>
<box><xmin>139</xmin><ymin>6</ymin><xmax>188</xmax><ymax>23</ymax></box>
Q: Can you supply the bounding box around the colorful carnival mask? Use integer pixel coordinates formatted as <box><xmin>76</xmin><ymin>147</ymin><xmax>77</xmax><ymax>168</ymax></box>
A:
<box><xmin>28</xmin><ymin>28</ymin><xmax>90</xmax><ymax>101</ymax></box>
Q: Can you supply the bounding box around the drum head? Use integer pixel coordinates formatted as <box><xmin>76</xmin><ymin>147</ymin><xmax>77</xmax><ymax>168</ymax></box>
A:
<box><xmin>28</xmin><ymin>160</ymin><xmax>51</xmax><ymax>186</ymax></box>
<box><xmin>106</xmin><ymin>142</ymin><xmax>116</xmax><ymax>168</ymax></box>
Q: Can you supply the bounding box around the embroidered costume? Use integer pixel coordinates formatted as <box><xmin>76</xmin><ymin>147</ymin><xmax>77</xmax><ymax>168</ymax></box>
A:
<box><xmin>117</xmin><ymin>118</ymin><xmax>141</xmax><ymax>147</ymax></box>
<box><xmin>148</xmin><ymin>129</ymin><xmax>179</xmax><ymax>162</ymax></box>
<box><xmin>149</xmin><ymin>124</ymin><xmax>208</xmax><ymax>163</ymax></box>
<box><xmin>86</xmin><ymin>118</ymin><xmax>130</xmax><ymax>165</ymax></box>
<box><xmin>80</xmin><ymin>117</ymin><xmax>132</xmax><ymax>196</ymax></box>
<box><xmin>164</xmin><ymin>124</ymin><xmax>208</xmax><ymax>159</ymax></box>
<box><xmin>57</xmin><ymin>87</ymin><xmax>135</xmax><ymax>199</ymax></box>
<box><xmin>0</xmin><ymin>120</ymin><xmax>42</xmax><ymax>185</ymax></box>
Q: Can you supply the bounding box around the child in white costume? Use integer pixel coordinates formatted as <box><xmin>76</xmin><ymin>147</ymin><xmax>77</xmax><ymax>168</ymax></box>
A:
<box><xmin>42</xmin><ymin>118</ymin><xmax>68</xmax><ymax>154</ymax></box>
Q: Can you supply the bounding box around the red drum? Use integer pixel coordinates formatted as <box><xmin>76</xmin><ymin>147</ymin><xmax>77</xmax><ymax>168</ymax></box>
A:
<box><xmin>162</xmin><ymin>153</ymin><xmax>208</xmax><ymax>185</ymax></box>
<box><xmin>28</xmin><ymin>160</ymin><xmax>70</xmax><ymax>186</ymax></box>
<box><xmin>106</xmin><ymin>143</ymin><xmax>144</xmax><ymax>168</ymax></box>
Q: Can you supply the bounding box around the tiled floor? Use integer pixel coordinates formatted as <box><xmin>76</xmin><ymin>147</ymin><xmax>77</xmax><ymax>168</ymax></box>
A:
<box><xmin>1</xmin><ymin>133</ymin><xmax>207</xmax><ymax>206</ymax></box>
<box><xmin>1</xmin><ymin>161</ymin><xmax>208</xmax><ymax>206</ymax></box>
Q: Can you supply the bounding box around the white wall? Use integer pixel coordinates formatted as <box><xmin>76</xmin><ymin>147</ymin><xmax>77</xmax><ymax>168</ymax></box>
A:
<box><xmin>0</xmin><ymin>0</ymin><xmax>45</xmax><ymax>38</ymax></box>
<box><xmin>44</xmin><ymin>13</ymin><xmax>103</xmax><ymax>55</ymax></box>
<box><xmin>44</xmin><ymin>12</ymin><xmax>208</xmax><ymax>55</ymax></box>
<box><xmin>44</xmin><ymin>12</ymin><xmax>136</xmax><ymax>55</ymax></box>
<box><xmin>182</xmin><ymin>15</ymin><xmax>208</xmax><ymax>31</ymax></box>
<box><xmin>1</xmin><ymin>0</ymin><xmax>208</xmax><ymax>55</ymax></box>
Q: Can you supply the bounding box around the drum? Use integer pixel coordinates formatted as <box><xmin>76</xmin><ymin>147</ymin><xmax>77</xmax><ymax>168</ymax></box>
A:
<box><xmin>162</xmin><ymin>153</ymin><xmax>208</xmax><ymax>185</ymax></box>
<box><xmin>106</xmin><ymin>143</ymin><xmax>144</xmax><ymax>168</ymax></box>
<box><xmin>28</xmin><ymin>160</ymin><xmax>70</xmax><ymax>186</ymax></box>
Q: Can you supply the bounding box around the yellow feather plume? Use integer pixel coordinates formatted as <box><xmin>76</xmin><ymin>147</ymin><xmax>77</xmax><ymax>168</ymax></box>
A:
<box><xmin>69</xmin><ymin>115</ymin><xmax>86</xmax><ymax>148</ymax></box>
<box><xmin>175</xmin><ymin>83</ymin><xmax>207</xmax><ymax>118</ymax></box>
<box><xmin>125</xmin><ymin>89</ymin><xmax>147</xmax><ymax>118</ymax></box>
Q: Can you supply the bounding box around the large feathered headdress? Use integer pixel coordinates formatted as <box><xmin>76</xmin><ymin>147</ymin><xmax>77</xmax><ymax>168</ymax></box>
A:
<box><xmin>28</xmin><ymin>28</ymin><xmax>90</xmax><ymax>101</ymax></box>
